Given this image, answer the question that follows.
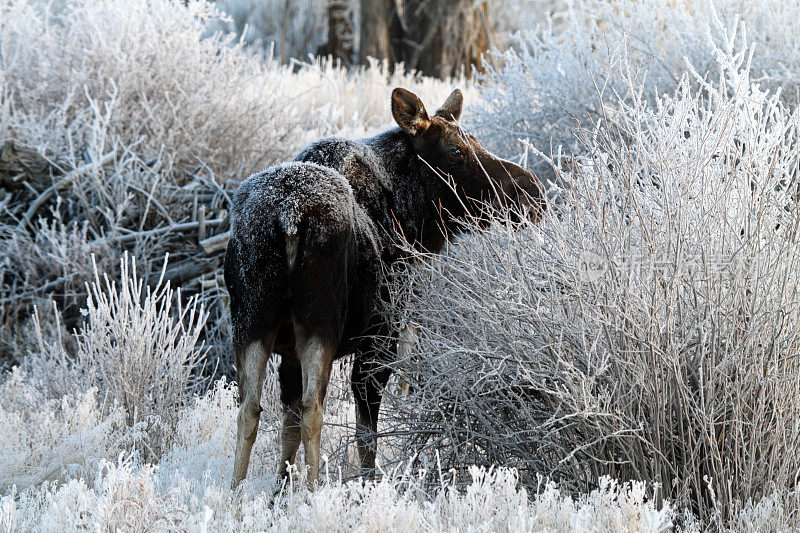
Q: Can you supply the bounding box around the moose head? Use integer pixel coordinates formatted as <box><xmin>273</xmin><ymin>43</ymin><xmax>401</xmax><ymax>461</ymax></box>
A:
<box><xmin>391</xmin><ymin>87</ymin><xmax>546</xmax><ymax>223</ymax></box>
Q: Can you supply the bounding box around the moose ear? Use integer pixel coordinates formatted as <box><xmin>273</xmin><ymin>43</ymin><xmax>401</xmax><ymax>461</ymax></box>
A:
<box><xmin>435</xmin><ymin>88</ymin><xmax>463</xmax><ymax>121</ymax></box>
<box><xmin>391</xmin><ymin>88</ymin><xmax>430</xmax><ymax>135</ymax></box>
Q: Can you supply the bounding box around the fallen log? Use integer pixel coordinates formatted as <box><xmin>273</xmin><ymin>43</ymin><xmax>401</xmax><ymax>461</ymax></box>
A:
<box><xmin>0</xmin><ymin>141</ymin><xmax>52</xmax><ymax>192</ymax></box>
<box><xmin>163</xmin><ymin>259</ymin><xmax>219</xmax><ymax>286</ymax></box>
<box><xmin>199</xmin><ymin>231</ymin><xmax>229</xmax><ymax>255</ymax></box>
<box><xmin>0</xmin><ymin>273</ymin><xmax>79</xmax><ymax>306</ymax></box>
<box><xmin>95</xmin><ymin>217</ymin><xmax>226</xmax><ymax>245</ymax></box>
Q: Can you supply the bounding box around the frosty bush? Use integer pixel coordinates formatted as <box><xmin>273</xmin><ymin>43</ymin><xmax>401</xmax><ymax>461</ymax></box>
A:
<box><xmin>72</xmin><ymin>254</ymin><xmax>207</xmax><ymax>459</ymax></box>
<box><xmin>0</xmin><ymin>219</ymin><xmax>120</xmax><ymax>359</ymax></box>
<box><xmin>0</xmin><ymin>368</ymin><xmax>132</xmax><ymax>494</ymax></box>
<box><xmin>0</xmin><ymin>370</ymin><xmax>794</xmax><ymax>530</ymax></box>
<box><xmin>1</xmin><ymin>0</ymin><xmax>276</xmax><ymax>180</ymax></box>
<box><xmin>1</xmin><ymin>439</ymin><xmax>676</xmax><ymax>531</ymax></box>
<box><xmin>0</xmin><ymin>0</ymin><xmax>465</xmax><ymax>183</ymax></box>
<box><xmin>0</xmin><ymin>368</ymin><xmax>676</xmax><ymax>530</ymax></box>
<box><xmin>387</xmin><ymin>29</ymin><xmax>800</xmax><ymax>525</ymax></box>
<box><xmin>8</xmin><ymin>252</ymin><xmax>212</xmax><ymax>464</ymax></box>
<box><xmin>472</xmin><ymin>0</ymin><xmax>800</xmax><ymax>167</ymax></box>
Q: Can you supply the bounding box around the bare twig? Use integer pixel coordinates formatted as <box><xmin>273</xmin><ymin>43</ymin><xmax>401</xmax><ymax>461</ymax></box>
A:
<box><xmin>20</xmin><ymin>150</ymin><xmax>117</xmax><ymax>230</ymax></box>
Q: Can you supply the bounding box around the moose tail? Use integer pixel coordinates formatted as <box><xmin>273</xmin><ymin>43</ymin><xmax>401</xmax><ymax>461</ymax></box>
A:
<box><xmin>285</xmin><ymin>232</ymin><xmax>299</xmax><ymax>270</ymax></box>
<box><xmin>277</xmin><ymin>212</ymin><xmax>301</xmax><ymax>271</ymax></box>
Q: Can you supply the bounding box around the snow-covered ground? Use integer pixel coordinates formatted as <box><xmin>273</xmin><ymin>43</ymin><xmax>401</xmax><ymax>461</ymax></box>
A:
<box><xmin>0</xmin><ymin>374</ymin><xmax>675</xmax><ymax>531</ymax></box>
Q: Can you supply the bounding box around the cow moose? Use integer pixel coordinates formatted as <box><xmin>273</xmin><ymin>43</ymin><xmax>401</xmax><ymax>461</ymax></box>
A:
<box><xmin>224</xmin><ymin>87</ymin><xmax>546</xmax><ymax>489</ymax></box>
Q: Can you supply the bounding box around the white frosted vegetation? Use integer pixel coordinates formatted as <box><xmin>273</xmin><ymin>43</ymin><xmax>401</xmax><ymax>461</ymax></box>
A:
<box><xmin>74</xmin><ymin>254</ymin><xmax>208</xmax><ymax>459</ymax></box>
<box><xmin>386</xmin><ymin>9</ymin><xmax>800</xmax><ymax>528</ymax></box>
<box><xmin>0</xmin><ymin>0</ymin><xmax>469</xmax><ymax>184</ymax></box>
<box><xmin>0</xmin><ymin>369</ymin><xmax>130</xmax><ymax>495</ymax></box>
<box><xmin>0</xmin><ymin>371</ymin><xmax>676</xmax><ymax>532</ymax></box>
<box><xmin>3</xmin><ymin>0</ymin><xmax>800</xmax><ymax>529</ymax></box>
<box><xmin>472</xmin><ymin>0</ymin><xmax>800</xmax><ymax>164</ymax></box>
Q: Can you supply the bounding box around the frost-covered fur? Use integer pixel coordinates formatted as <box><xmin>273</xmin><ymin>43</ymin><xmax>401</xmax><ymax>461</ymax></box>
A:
<box><xmin>224</xmin><ymin>88</ymin><xmax>545</xmax><ymax>486</ymax></box>
<box><xmin>226</xmin><ymin>161</ymin><xmax>382</xmax><ymax>355</ymax></box>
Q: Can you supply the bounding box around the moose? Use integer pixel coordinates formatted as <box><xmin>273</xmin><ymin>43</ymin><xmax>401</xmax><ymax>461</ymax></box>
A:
<box><xmin>224</xmin><ymin>87</ymin><xmax>546</xmax><ymax>488</ymax></box>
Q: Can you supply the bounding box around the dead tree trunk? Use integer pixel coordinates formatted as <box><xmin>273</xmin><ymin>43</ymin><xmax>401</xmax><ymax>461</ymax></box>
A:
<box><xmin>359</xmin><ymin>0</ymin><xmax>394</xmax><ymax>65</ymax></box>
<box><xmin>279</xmin><ymin>0</ymin><xmax>293</xmax><ymax>63</ymax></box>
<box><xmin>393</xmin><ymin>0</ymin><xmax>490</xmax><ymax>78</ymax></box>
<box><xmin>359</xmin><ymin>0</ymin><xmax>492</xmax><ymax>78</ymax></box>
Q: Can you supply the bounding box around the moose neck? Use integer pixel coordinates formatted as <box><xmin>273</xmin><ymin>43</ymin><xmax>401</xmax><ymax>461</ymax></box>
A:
<box><xmin>365</xmin><ymin>127</ymin><xmax>468</xmax><ymax>255</ymax></box>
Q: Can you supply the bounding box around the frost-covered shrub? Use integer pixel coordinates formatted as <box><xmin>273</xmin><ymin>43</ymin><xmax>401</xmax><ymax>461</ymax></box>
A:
<box><xmin>0</xmin><ymin>0</ymin><xmax>464</xmax><ymax>184</ymax></box>
<box><xmin>472</xmin><ymin>0</ymin><xmax>800</xmax><ymax>167</ymax></box>
<box><xmin>0</xmin><ymin>368</ymin><xmax>133</xmax><ymax>494</ymax></box>
<box><xmin>387</xmin><ymin>29</ymin><xmax>800</xmax><ymax>525</ymax></box>
<box><xmin>3</xmin><ymin>369</ymin><xmax>799</xmax><ymax>530</ymax></box>
<box><xmin>1</xmin><ymin>441</ymin><xmax>676</xmax><ymax>531</ymax></box>
<box><xmin>73</xmin><ymin>254</ymin><xmax>207</xmax><ymax>459</ymax></box>
<box><xmin>0</xmin><ymin>219</ymin><xmax>119</xmax><ymax>343</ymax></box>
<box><xmin>1</xmin><ymin>0</ymin><xmax>272</xmax><ymax>180</ymax></box>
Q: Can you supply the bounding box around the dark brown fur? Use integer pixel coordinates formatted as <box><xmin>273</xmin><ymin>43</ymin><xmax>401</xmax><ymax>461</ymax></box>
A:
<box><xmin>225</xmin><ymin>88</ymin><xmax>545</xmax><ymax>488</ymax></box>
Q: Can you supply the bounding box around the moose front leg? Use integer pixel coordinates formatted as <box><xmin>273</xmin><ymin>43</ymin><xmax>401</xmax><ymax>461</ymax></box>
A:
<box><xmin>351</xmin><ymin>355</ymin><xmax>393</xmax><ymax>476</ymax></box>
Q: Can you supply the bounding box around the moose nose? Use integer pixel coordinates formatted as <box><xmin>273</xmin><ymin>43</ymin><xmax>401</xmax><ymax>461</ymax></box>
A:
<box><xmin>496</xmin><ymin>159</ymin><xmax>547</xmax><ymax>223</ymax></box>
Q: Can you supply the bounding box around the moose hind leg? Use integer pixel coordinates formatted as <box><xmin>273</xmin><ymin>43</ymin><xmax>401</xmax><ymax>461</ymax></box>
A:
<box><xmin>232</xmin><ymin>337</ymin><xmax>272</xmax><ymax>488</ymax></box>
<box><xmin>277</xmin><ymin>354</ymin><xmax>302</xmax><ymax>479</ymax></box>
<box><xmin>296</xmin><ymin>331</ymin><xmax>335</xmax><ymax>488</ymax></box>
<box><xmin>351</xmin><ymin>355</ymin><xmax>393</xmax><ymax>477</ymax></box>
